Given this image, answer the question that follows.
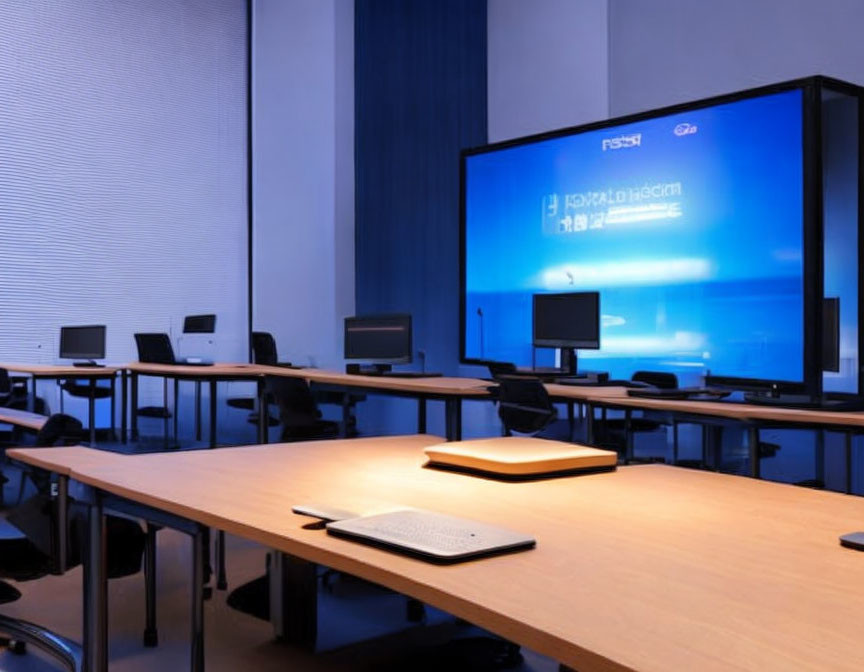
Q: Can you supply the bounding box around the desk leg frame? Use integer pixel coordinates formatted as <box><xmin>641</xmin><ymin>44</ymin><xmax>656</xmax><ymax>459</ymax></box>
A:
<box><xmin>143</xmin><ymin>524</ymin><xmax>159</xmax><ymax>647</ymax></box>
<box><xmin>83</xmin><ymin>497</ymin><xmax>107</xmax><ymax>672</ymax></box>
<box><xmin>190</xmin><ymin>527</ymin><xmax>205</xmax><ymax>672</ymax></box>
<box><xmin>270</xmin><ymin>552</ymin><xmax>317</xmax><ymax>651</ymax></box>
<box><xmin>444</xmin><ymin>399</ymin><xmax>462</xmax><ymax>441</ymax></box>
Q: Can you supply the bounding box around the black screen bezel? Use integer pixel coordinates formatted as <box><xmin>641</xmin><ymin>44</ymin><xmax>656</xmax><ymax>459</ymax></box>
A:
<box><xmin>458</xmin><ymin>76</ymin><xmax>846</xmax><ymax>394</ymax></box>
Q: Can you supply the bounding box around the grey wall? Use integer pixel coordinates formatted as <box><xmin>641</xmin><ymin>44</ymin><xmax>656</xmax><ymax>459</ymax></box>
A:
<box><xmin>609</xmin><ymin>0</ymin><xmax>864</xmax><ymax>115</ymax></box>
<box><xmin>487</xmin><ymin>0</ymin><xmax>609</xmax><ymax>142</ymax></box>
<box><xmin>252</xmin><ymin>0</ymin><xmax>354</xmax><ymax>368</ymax></box>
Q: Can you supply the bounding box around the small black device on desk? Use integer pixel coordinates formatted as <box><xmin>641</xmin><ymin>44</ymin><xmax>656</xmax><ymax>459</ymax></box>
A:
<box><xmin>345</xmin><ymin>363</ymin><xmax>440</xmax><ymax>378</ymax></box>
<box><xmin>742</xmin><ymin>391</ymin><xmax>864</xmax><ymax>412</ymax></box>
<box><xmin>627</xmin><ymin>387</ymin><xmax>731</xmax><ymax>401</ymax></box>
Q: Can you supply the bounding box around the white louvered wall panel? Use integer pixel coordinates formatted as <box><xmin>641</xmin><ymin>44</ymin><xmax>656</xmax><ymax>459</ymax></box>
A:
<box><xmin>0</xmin><ymin>0</ymin><xmax>248</xmax><ymax>383</ymax></box>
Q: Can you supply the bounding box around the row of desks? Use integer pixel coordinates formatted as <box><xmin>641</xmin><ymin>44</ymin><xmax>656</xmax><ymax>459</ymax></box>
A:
<box><xmin>6</xmin><ymin>362</ymin><xmax>864</xmax><ymax>462</ymax></box>
<box><xmin>8</xmin><ymin>434</ymin><xmax>864</xmax><ymax>672</ymax></box>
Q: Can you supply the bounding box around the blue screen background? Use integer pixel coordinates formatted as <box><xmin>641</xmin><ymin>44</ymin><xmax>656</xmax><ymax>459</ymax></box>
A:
<box><xmin>464</xmin><ymin>90</ymin><xmax>804</xmax><ymax>383</ymax></box>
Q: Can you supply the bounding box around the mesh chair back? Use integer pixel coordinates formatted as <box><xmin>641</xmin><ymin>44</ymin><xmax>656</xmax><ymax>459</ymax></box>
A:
<box><xmin>252</xmin><ymin>332</ymin><xmax>279</xmax><ymax>366</ymax></box>
<box><xmin>265</xmin><ymin>375</ymin><xmax>321</xmax><ymax>429</ymax></box>
<box><xmin>134</xmin><ymin>333</ymin><xmax>176</xmax><ymax>364</ymax></box>
<box><xmin>632</xmin><ymin>371</ymin><xmax>678</xmax><ymax>389</ymax></box>
<box><xmin>497</xmin><ymin>376</ymin><xmax>557</xmax><ymax>435</ymax></box>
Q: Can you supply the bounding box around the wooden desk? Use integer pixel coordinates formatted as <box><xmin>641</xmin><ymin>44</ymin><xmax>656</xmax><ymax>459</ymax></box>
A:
<box><xmin>256</xmin><ymin>365</ymin><xmax>491</xmax><ymax>440</ymax></box>
<box><xmin>124</xmin><ymin>363</ymin><xmax>267</xmax><ymax>448</ymax></box>
<box><xmin>0</xmin><ymin>406</ymin><xmax>49</xmax><ymax>432</ymax></box>
<box><xmin>547</xmin><ymin>384</ymin><xmax>864</xmax><ymax>484</ymax></box>
<box><xmin>10</xmin><ymin>436</ymin><xmax>864</xmax><ymax>672</ymax></box>
<box><xmin>0</xmin><ymin>363</ymin><xmax>121</xmax><ymax>446</ymax></box>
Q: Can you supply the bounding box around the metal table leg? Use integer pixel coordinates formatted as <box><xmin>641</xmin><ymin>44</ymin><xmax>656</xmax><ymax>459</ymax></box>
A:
<box><xmin>845</xmin><ymin>430</ymin><xmax>853</xmax><ymax>495</ymax></box>
<box><xmin>444</xmin><ymin>398</ymin><xmax>462</xmax><ymax>441</ymax></box>
<box><xmin>131</xmin><ymin>372</ymin><xmax>139</xmax><ymax>441</ymax></box>
<box><xmin>216</xmin><ymin>530</ymin><xmax>227</xmax><ymax>590</ymax></box>
<box><xmin>748</xmin><ymin>425</ymin><xmax>761</xmax><ymax>479</ymax></box>
<box><xmin>190</xmin><ymin>527</ymin><xmax>205</xmax><ymax>672</ymax></box>
<box><xmin>195</xmin><ymin>381</ymin><xmax>202</xmax><ymax>442</ymax></box>
<box><xmin>269</xmin><ymin>552</ymin><xmax>317</xmax><ymax>650</ymax></box>
<box><xmin>53</xmin><ymin>475</ymin><xmax>68</xmax><ymax>576</ymax></box>
<box><xmin>110</xmin><ymin>376</ymin><xmax>116</xmax><ymax>442</ymax></box>
<box><xmin>29</xmin><ymin>377</ymin><xmax>37</xmax><ymax>412</ymax></box>
<box><xmin>143</xmin><ymin>524</ymin><xmax>158</xmax><ymax>647</ymax></box>
<box><xmin>121</xmin><ymin>370</ymin><xmax>128</xmax><ymax>444</ymax></box>
<box><xmin>624</xmin><ymin>410</ymin><xmax>633</xmax><ymax>463</ymax></box>
<box><xmin>417</xmin><ymin>398</ymin><xmax>427</xmax><ymax>434</ymax></box>
<box><xmin>88</xmin><ymin>379</ymin><xmax>96</xmax><ymax>447</ymax></box>
<box><xmin>257</xmin><ymin>378</ymin><xmax>267</xmax><ymax>444</ymax></box>
<box><xmin>83</xmin><ymin>497</ymin><xmax>107</xmax><ymax>672</ymax></box>
<box><xmin>209</xmin><ymin>380</ymin><xmax>217</xmax><ymax>449</ymax></box>
<box><xmin>173</xmin><ymin>379</ymin><xmax>180</xmax><ymax>442</ymax></box>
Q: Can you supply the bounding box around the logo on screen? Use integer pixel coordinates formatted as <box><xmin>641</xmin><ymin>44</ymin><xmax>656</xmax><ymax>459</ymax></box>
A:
<box><xmin>673</xmin><ymin>122</ymin><xmax>698</xmax><ymax>137</ymax></box>
<box><xmin>601</xmin><ymin>133</ymin><xmax>641</xmax><ymax>151</ymax></box>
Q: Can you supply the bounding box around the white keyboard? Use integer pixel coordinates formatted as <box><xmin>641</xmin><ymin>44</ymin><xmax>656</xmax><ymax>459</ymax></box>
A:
<box><xmin>326</xmin><ymin>509</ymin><xmax>535</xmax><ymax>563</ymax></box>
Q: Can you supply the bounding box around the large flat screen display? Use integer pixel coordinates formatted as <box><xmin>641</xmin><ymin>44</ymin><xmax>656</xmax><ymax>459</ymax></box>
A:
<box><xmin>463</xmin><ymin>89</ymin><xmax>805</xmax><ymax>384</ymax></box>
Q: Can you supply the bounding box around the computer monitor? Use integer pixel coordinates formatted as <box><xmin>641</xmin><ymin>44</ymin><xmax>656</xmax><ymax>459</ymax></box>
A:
<box><xmin>183</xmin><ymin>314</ymin><xmax>216</xmax><ymax>334</ymax></box>
<box><xmin>533</xmin><ymin>292</ymin><xmax>600</xmax><ymax>375</ymax></box>
<box><xmin>344</xmin><ymin>314</ymin><xmax>412</xmax><ymax>364</ymax></box>
<box><xmin>59</xmin><ymin>325</ymin><xmax>106</xmax><ymax>362</ymax></box>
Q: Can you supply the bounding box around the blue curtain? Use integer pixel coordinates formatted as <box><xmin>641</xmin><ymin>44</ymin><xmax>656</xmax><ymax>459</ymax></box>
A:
<box><xmin>355</xmin><ymin>0</ymin><xmax>487</xmax><ymax>374</ymax></box>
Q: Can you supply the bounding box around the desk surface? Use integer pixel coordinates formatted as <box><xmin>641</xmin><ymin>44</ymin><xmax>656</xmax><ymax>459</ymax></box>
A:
<box><xmin>256</xmin><ymin>365</ymin><xmax>492</xmax><ymax>397</ymax></box>
<box><xmin>124</xmin><ymin>362</ymin><xmax>262</xmax><ymax>377</ymax></box>
<box><xmin>10</xmin><ymin>436</ymin><xmax>864</xmax><ymax>671</ymax></box>
<box><xmin>0</xmin><ymin>407</ymin><xmax>48</xmax><ymax>431</ymax></box>
<box><xmin>547</xmin><ymin>383</ymin><xmax>864</xmax><ymax>427</ymax></box>
<box><xmin>0</xmin><ymin>363</ymin><xmax>121</xmax><ymax>376</ymax></box>
<box><xmin>6</xmin><ymin>445</ymin><xmax>125</xmax><ymax>472</ymax></box>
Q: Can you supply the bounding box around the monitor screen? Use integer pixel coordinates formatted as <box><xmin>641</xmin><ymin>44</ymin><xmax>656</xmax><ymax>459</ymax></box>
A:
<box><xmin>533</xmin><ymin>292</ymin><xmax>600</xmax><ymax>349</ymax></box>
<box><xmin>60</xmin><ymin>325</ymin><xmax>106</xmax><ymax>360</ymax></box>
<box><xmin>183</xmin><ymin>314</ymin><xmax>216</xmax><ymax>333</ymax></box>
<box><xmin>463</xmin><ymin>88</ymin><xmax>805</xmax><ymax>384</ymax></box>
<box><xmin>344</xmin><ymin>315</ymin><xmax>412</xmax><ymax>363</ymax></box>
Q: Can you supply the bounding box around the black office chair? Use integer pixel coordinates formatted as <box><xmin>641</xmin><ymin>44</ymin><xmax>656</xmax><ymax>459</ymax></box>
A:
<box><xmin>496</xmin><ymin>376</ymin><xmax>558</xmax><ymax>436</ymax></box>
<box><xmin>57</xmin><ymin>377</ymin><xmax>114</xmax><ymax>443</ymax></box>
<box><xmin>133</xmin><ymin>333</ymin><xmax>174</xmax><ymax>442</ymax></box>
<box><xmin>251</xmin><ymin>331</ymin><xmax>281</xmax><ymax>366</ymax></box>
<box><xmin>11</xmin><ymin>414</ymin><xmax>83</xmax><ymax>506</ymax></box>
<box><xmin>487</xmin><ymin>361</ymin><xmax>517</xmax><ymax>379</ymax></box>
<box><xmin>0</xmin><ymin>416</ymin><xmax>147</xmax><ymax>667</ymax></box>
<box><xmin>600</xmin><ymin>371</ymin><xmax>679</xmax><ymax>462</ymax></box>
<box><xmin>242</xmin><ymin>333</ymin><xmax>362</xmax><ymax>437</ymax></box>
<box><xmin>134</xmin><ymin>333</ymin><xmax>177</xmax><ymax>365</ymax></box>
<box><xmin>265</xmin><ymin>375</ymin><xmax>339</xmax><ymax>442</ymax></box>
<box><xmin>226</xmin><ymin>332</ymin><xmax>282</xmax><ymax>425</ymax></box>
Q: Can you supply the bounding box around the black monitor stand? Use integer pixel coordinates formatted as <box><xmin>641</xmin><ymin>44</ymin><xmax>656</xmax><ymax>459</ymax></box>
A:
<box><xmin>559</xmin><ymin>348</ymin><xmax>578</xmax><ymax>376</ymax></box>
<box><xmin>743</xmin><ymin>386</ymin><xmax>864</xmax><ymax>412</ymax></box>
<box><xmin>73</xmin><ymin>360</ymin><xmax>105</xmax><ymax>368</ymax></box>
<box><xmin>346</xmin><ymin>363</ymin><xmax>391</xmax><ymax>376</ymax></box>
